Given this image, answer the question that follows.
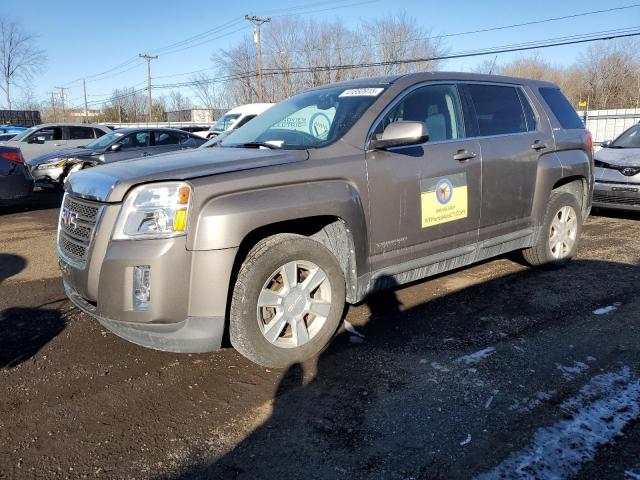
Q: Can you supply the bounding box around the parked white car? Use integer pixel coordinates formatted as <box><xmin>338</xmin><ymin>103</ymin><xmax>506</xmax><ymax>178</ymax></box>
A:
<box><xmin>0</xmin><ymin>123</ymin><xmax>111</xmax><ymax>161</ymax></box>
<box><xmin>203</xmin><ymin>104</ymin><xmax>274</xmax><ymax>139</ymax></box>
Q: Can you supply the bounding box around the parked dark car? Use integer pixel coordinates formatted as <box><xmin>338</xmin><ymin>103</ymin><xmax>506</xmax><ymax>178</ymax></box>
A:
<box><xmin>28</xmin><ymin>128</ymin><xmax>206</xmax><ymax>189</ymax></box>
<box><xmin>0</xmin><ymin>145</ymin><xmax>33</xmax><ymax>205</ymax></box>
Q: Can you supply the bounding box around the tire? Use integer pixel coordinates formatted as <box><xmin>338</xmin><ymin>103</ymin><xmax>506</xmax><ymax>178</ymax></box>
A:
<box><xmin>522</xmin><ymin>191</ymin><xmax>582</xmax><ymax>268</ymax></box>
<box><xmin>230</xmin><ymin>233</ymin><xmax>346</xmax><ymax>368</ymax></box>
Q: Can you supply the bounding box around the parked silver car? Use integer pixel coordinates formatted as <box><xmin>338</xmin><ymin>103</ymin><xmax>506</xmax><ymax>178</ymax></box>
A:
<box><xmin>0</xmin><ymin>123</ymin><xmax>111</xmax><ymax>161</ymax></box>
<box><xmin>28</xmin><ymin>128</ymin><xmax>207</xmax><ymax>189</ymax></box>
<box><xmin>593</xmin><ymin>123</ymin><xmax>640</xmax><ymax>211</ymax></box>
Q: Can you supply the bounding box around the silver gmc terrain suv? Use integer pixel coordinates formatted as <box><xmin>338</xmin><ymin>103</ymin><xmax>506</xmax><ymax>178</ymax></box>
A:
<box><xmin>58</xmin><ymin>72</ymin><xmax>593</xmax><ymax>367</ymax></box>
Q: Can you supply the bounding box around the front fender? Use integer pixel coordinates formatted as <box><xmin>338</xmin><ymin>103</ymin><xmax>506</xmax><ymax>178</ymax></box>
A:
<box><xmin>188</xmin><ymin>180</ymin><xmax>368</xmax><ymax>267</ymax></box>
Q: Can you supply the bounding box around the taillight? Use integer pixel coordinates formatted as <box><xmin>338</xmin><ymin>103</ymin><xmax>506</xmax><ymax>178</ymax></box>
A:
<box><xmin>584</xmin><ymin>130</ymin><xmax>593</xmax><ymax>154</ymax></box>
<box><xmin>0</xmin><ymin>150</ymin><xmax>24</xmax><ymax>164</ymax></box>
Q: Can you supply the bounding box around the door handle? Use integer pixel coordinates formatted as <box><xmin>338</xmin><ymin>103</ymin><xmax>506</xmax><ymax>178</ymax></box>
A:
<box><xmin>54</xmin><ymin>143</ymin><xmax>63</xmax><ymax>146</ymax></box>
<box><xmin>142</xmin><ymin>152</ymin><xmax>152</xmax><ymax>156</ymax></box>
<box><xmin>453</xmin><ymin>149</ymin><xmax>477</xmax><ymax>162</ymax></box>
<box><xmin>531</xmin><ymin>140</ymin><xmax>548</xmax><ymax>150</ymax></box>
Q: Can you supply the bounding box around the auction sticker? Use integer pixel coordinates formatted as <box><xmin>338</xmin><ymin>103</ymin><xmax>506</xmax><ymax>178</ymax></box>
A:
<box><xmin>339</xmin><ymin>88</ymin><xmax>384</xmax><ymax>97</ymax></box>
<box><xmin>420</xmin><ymin>173</ymin><xmax>468</xmax><ymax>228</ymax></box>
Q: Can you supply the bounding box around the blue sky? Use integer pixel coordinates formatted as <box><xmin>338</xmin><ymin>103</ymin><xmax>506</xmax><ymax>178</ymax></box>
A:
<box><xmin>2</xmin><ymin>0</ymin><xmax>639</xmax><ymax>109</ymax></box>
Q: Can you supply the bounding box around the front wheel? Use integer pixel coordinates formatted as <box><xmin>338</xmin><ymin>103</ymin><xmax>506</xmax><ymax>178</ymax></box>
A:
<box><xmin>229</xmin><ymin>234</ymin><xmax>346</xmax><ymax>367</ymax></box>
<box><xmin>522</xmin><ymin>191</ymin><xmax>583</xmax><ymax>267</ymax></box>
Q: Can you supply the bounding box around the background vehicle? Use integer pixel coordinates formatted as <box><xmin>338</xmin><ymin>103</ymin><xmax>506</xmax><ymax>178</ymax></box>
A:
<box><xmin>205</xmin><ymin>103</ymin><xmax>274</xmax><ymax>139</ymax></box>
<box><xmin>0</xmin><ymin>125</ymin><xmax>28</xmax><ymax>134</ymax></box>
<box><xmin>59</xmin><ymin>73</ymin><xmax>592</xmax><ymax>368</ymax></box>
<box><xmin>0</xmin><ymin>146</ymin><xmax>33</xmax><ymax>205</ymax></box>
<box><xmin>28</xmin><ymin>128</ymin><xmax>206</xmax><ymax>189</ymax></box>
<box><xmin>593</xmin><ymin>123</ymin><xmax>640</xmax><ymax>211</ymax></box>
<box><xmin>0</xmin><ymin>123</ymin><xmax>111</xmax><ymax>161</ymax></box>
<box><xmin>0</xmin><ymin>133</ymin><xmax>18</xmax><ymax>141</ymax></box>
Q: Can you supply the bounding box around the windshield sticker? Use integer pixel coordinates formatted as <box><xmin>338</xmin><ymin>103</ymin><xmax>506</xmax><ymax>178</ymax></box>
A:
<box><xmin>420</xmin><ymin>173</ymin><xmax>468</xmax><ymax>228</ymax></box>
<box><xmin>339</xmin><ymin>88</ymin><xmax>384</xmax><ymax>98</ymax></box>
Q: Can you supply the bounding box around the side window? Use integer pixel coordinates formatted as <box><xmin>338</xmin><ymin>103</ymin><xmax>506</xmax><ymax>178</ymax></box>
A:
<box><xmin>517</xmin><ymin>89</ymin><xmax>537</xmax><ymax>132</ymax></box>
<box><xmin>31</xmin><ymin>127</ymin><xmax>63</xmax><ymax>141</ymax></box>
<box><xmin>373</xmin><ymin>84</ymin><xmax>464</xmax><ymax>143</ymax></box>
<box><xmin>538</xmin><ymin>87</ymin><xmax>584</xmax><ymax>129</ymax></box>
<box><xmin>153</xmin><ymin>131</ymin><xmax>180</xmax><ymax>146</ymax></box>
<box><xmin>235</xmin><ymin>114</ymin><xmax>257</xmax><ymax>129</ymax></box>
<box><xmin>179</xmin><ymin>134</ymin><xmax>192</xmax><ymax>145</ymax></box>
<box><xmin>93</xmin><ymin>128</ymin><xmax>106</xmax><ymax>138</ymax></box>
<box><xmin>119</xmin><ymin>132</ymin><xmax>150</xmax><ymax>149</ymax></box>
<box><xmin>68</xmin><ymin>126</ymin><xmax>96</xmax><ymax>140</ymax></box>
<box><xmin>466</xmin><ymin>84</ymin><xmax>528</xmax><ymax>136</ymax></box>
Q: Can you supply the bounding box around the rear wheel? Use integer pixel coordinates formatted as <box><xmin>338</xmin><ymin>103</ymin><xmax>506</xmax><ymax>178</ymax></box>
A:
<box><xmin>229</xmin><ymin>234</ymin><xmax>346</xmax><ymax>367</ymax></box>
<box><xmin>522</xmin><ymin>191</ymin><xmax>582</xmax><ymax>267</ymax></box>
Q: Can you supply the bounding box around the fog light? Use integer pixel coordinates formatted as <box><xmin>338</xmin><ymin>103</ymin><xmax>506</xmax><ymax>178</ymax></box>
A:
<box><xmin>133</xmin><ymin>265</ymin><xmax>151</xmax><ymax>310</ymax></box>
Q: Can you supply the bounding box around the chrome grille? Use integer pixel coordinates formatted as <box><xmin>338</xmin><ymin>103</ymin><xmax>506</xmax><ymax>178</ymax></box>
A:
<box><xmin>57</xmin><ymin>193</ymin><xmax>104</xmax><ymax>269</ymax></box>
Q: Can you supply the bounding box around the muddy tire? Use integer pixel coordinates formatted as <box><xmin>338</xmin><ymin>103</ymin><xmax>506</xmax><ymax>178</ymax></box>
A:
<box><xmin>229</xmin><ymin>233</ymin><xmax>346</xmax><ymax>368</ymax></box>
<box><xmin>522</xmin><ymin>191</ymin><xmax>582</xmax><ymax>268</ymax></box>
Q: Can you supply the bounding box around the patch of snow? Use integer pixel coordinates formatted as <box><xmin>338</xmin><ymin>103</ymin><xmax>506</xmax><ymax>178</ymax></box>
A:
<box><xmin>457</xmin><ymin>347</ymin><xmax>496</xmax><ymax>365</ymax></box>
<box><xmin>586</xmin><ymin>356</ymin><xmax>597</xmax><ymax>363</ymax></box>
<box><xmin>477</xmin><ymin>367</ymin><xmax>640</xmax><ymax>480</ymax></box>
<box><xmin>593</xmin><ymin>303</ymin><xmax>620</xmax><ymax>315</ymax></box>
<box><xmin>625</xmin><ymin>469</ymin><xmax>640</xmax><ymax>480</ymax></box>
<box><xmin>430</xmin><ymin>362</ymin><xmax>450</xmax><ymax>373</ymax></box>
<box><xmin>460</xmin><ymin>434</ymin><xmax>472</xmax><ymax>446</ymax></box>
<box><xmin>556</xmin><ymin>361</ymin><xmax>589</xmax><ymax>381</ymax></box>
<box><xmin>509</xmin><ymin>390</ymin><xmax>556</xmax><ymax>414</ymax></box>
<box><xmin>484</xmin><ymin>396</ymin><xmax>494</xmax><ymax>410</ymax></box>
<box><xmin>343</xmin><ymin>320</ymin><xmax>365</xmax><ymax>338</ymax></box>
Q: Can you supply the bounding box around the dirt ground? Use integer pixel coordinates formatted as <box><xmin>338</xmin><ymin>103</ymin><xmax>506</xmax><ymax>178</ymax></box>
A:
<box><xmin>1</xmin><ymin>191</ymin><xmax>639</xmax><ymax>480</ymax></box>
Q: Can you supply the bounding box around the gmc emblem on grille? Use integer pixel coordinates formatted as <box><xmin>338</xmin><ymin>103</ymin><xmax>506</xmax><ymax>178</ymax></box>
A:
<box><xmin>61</xmin><ymin>207</ymin><xmax>78</xmax><ymax>229</ymax></box>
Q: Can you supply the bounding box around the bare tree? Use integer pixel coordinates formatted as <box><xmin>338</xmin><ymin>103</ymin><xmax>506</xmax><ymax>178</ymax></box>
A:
<box><xmin>0</xmin><ymin>17</ymin><xmax>45</xmax><ymax>110</ymax></box>
<box><xmin>190</xmin><ymin>72</ymin><xmax>228</xmax><ymax>117</ymax></box>
<box><xmin>167</xmin><ymin>90</ymin><xmax>193</xmax><ymax>112</ymax></box>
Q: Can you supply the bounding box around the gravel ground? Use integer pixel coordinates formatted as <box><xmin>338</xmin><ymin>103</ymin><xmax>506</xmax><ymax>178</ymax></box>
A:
<box><xmin>1</xmin><ymin>192</ymin><xmax>639</xmax><ymax>480</ymax></box>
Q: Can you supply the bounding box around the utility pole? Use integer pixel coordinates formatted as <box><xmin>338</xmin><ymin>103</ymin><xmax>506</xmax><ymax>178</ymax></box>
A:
<box><xmin>50</xmin><ymin>92</ymin><xmax>57</xmax><ymax>122</ymax></box>
<box><xmin>83</xmin><ymin>79</ymin><xmax>89</xmax><ymax>124</ymax></box>
<box><xmin>139</xmin><ymin>53</ymin><xmax>158</xmax><ymax>125</ymax></box>
<box><xmin>245</xmin><ymin>14</ymin><xmax>271</xmax><ymax>102</ymax></box>
<box><xmin>54</xmin><ymin>86</ymin><xmax>69</xmax><ymax>122</ymax></box>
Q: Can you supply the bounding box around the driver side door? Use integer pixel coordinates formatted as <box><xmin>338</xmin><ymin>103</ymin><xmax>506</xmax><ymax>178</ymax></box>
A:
<box><xmin>365</xmin><ymin>83</ymin><xmax>482</xmax><ymax>273</ymax></box>
<box><xmin>106</xmin><ymin>131</ymin><xmax>152</xmax><ymax>163</ymax></box>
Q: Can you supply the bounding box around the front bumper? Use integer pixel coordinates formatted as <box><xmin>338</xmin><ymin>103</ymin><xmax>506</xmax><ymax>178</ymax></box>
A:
<box><xmin>64</xmin><ymin>279</ymin><xmax>225</xmax><ymax>353</ymax></box>
<box><xmin>59</xmin><ymin>215</ymin><xmax>239</xmax><ymax>353</ymax></box>
<box><xmin>593</xmin><ymin>181</ymin><xmax>640</xmax><ymax>211</ymax></box>
<box><xmin>29</xmin><ymin>165</ymin><xmax>63</xmax><ymax>188</ymax></box>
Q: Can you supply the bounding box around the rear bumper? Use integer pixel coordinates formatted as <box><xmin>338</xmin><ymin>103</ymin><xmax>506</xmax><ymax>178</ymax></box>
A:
<box><xmin>64</xmin><ymin>278</ymin><xmax>225</xmax><ymax>353</ymax></box>
<box><xmin>0</xmin><ymin>166</ymin><xmax>33</xmax><ymax>202</ymax></box>
<box><xmin>593</xmin><ymin>181</ymin><xmax>640</xmax><ymax>211</ymax></box>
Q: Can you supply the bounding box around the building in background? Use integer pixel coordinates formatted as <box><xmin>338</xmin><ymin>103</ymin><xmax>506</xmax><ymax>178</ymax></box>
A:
<box><xmin>166</xmin><ymin>108</ymin><xmax>225</xmax><ymax>123</ymax></box>
<box><xmin>0</xmin><ymin>110</ymin><xmax>41</xmax><ymax>127</ymax></box>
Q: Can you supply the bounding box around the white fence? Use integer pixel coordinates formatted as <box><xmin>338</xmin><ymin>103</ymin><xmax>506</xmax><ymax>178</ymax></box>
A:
<box><xmin>578</xmin><ymin>108</ymin><xmax>640</xmax><ymax>145</ymax></box>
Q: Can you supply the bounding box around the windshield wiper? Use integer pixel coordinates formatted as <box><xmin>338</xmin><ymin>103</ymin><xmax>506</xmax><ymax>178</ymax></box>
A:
<box><xmin>232</xmin><ymin>142</ymin><xmax>282</xmax><ymax>149</ymax></box>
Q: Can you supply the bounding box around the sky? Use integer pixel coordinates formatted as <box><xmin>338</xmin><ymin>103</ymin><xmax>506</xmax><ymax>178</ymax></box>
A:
<box><xmin>1</xmin><ymin>0</ymin><xmax>639</xmax><ymax>110</ymax></box>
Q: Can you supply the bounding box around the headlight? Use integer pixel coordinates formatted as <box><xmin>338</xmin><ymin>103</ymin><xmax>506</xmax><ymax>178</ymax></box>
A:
<box><xmin>38</xmin><ymin>158</ymin><xmax>67</xmax><ymax>170</ymax></box>
<box><xmin>113</xmin><ymin>182</ymin><xmax>192</xmax><ymax>240</ymax></box>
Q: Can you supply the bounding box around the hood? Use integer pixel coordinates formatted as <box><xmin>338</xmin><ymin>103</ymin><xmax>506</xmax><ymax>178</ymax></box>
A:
<box><xmin>594</xmin><ymin>147</ymin><xmax>640</xmax><ymax>167</ymax></box>
<box><xmin>27</xmin><ymin>147</ymin><xmax>99</xmax><ymax>167</ymax></box>
<box><xmin>66</xmin><ymin>147</ymin><xmax>308</xmax><ymax>203</ymax></box>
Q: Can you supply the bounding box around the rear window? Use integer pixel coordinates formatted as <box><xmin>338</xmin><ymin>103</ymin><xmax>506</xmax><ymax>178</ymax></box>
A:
<box><xmin>466</xmin><ymin>84</ymin><xmax>528</xmax><ymax>136</ymax></box>
<box><xmin>539</xmin><ymin>87</ymin><xmax>583</xmax><ymax>129</ymax></box>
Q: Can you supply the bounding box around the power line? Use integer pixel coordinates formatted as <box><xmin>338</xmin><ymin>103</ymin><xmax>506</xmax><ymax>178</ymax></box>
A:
<box><xmin>263</xmin><ymin>2</ymin><xmax>640</xmax><ymax>57</ymax></box>
<box><xmin>150</xmin><ymin>27</ymin><xmax>640</xmax><ymax>90</ymax></box>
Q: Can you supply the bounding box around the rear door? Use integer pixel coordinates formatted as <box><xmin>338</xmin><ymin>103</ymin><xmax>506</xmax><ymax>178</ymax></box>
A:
<box><xmin>65</xmin><ymin>126</ymin><xmax>98</xmax><ymax>148</ymax></box>
<box><xmin>149</xmin><ymin>131</ymin><xmax>185</xmax><ymax>156</ymax></box>
<box><xmin>365</xmin><ymin>82</ymin><xmax>482</xmax><ymax>272</ymax></box>
<box><xmin>463</xmin><ymin>82</ymin><xmax>553</xmax><ymax>241</ymax></box>
<box><xmin>106</xmin><ymin>131</ymin><xmax>152</xmax><ymax>162</ymax></box>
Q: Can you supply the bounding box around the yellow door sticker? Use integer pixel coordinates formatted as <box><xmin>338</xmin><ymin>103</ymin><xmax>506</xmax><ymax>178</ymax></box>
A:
<box><xmin>420</xmin><ymin>173</ymin><xmax>468</xmax><ymax>228</ymax></box>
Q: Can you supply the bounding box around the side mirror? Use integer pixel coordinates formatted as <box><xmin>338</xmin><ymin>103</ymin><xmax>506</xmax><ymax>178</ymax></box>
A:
<box><xmin>600</xmin><ymin>140</ymin><xmax>611</xmax><ymax>148</ymax></box>
<box><xmin>28</xmin><ymin>136</ymin><xmax>45</xmax><ymax>144</ymax></box>
<box><xmin>370</xmin><ymin>121</ymin><xmax>429</xmax><ymax>150</ymax></box>
<box><xmin>110</xmin><ymin>143</ymin><xmax>122</xmax><ymax>152</ymax></box>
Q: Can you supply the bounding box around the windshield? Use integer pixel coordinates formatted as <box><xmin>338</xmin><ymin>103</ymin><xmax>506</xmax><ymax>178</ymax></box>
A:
<box><xmin>611</xmin><ymin>125</ymin><xmax>640</xmax><ymax>148</ymax></box>
<box><xmin>85</xmin><ymin>131</ymin><xmax>125</xmax><ymax>149</ymax></box>
<box><xmin>221</xmin><ymin>85</ymin><xmax>385</xmax><ymax>150</ymax></box>
<box><xmin>11</xmin><ymin>127</ymin><xmax>37</xmax><ymax>142</ymax></box>
<box><xmin>209</xmin><ymin>114</ymin><xmax>241</xmax><ymax>132</ymax></box>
